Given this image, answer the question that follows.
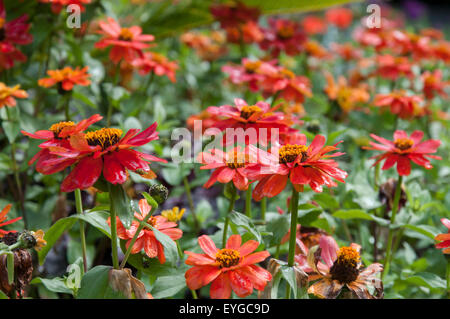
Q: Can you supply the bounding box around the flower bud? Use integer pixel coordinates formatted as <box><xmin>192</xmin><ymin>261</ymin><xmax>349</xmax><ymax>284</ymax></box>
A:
<box><xmin>149</xmin><ymin>184</ymin><xmax>169</xmax><ymax>205</ymax></box>
<box><xmin>306</xmin><ymin>120</ymin><xmax>320</xmax><ymax>134</ymax></box>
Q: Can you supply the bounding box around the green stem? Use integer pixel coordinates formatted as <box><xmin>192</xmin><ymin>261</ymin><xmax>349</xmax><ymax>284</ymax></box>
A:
<box><xmin>374</xmin><ymin>162</ymin><xmax>380</xmax><ymax>191</ymax></box>
<box><xmin>260</xmin><ymin>197</ymin><xmax>267</xmax><ymax>221</ymax></box>
<box><xmin>446</xmin><ymin>255</ymin><xmax>450</xmax><ymax>299</ymax></box>
<box><xmin>4</xmin><ymin>107</ymin><xmax>27</xmax><ymax>228</ymax></box>
<box><xmin>108</xmin><ymin>184</ymin><xmax>120</xmax><ymax>269</ymax></box>
<box><xmin>191</xmin><ymin>289</ymin><xmax>198</xmax><ymax>299</ymax></box>
<box><xmin>286</xmin><ymin>186</ymin><xmax>299</xmax><ymax>299</ymax></box>
<box><xmin>222</xmin><ymin>184</ymin><xmax>237</xmax><ymax>248</ymax></box>
<box><xmin>120</xmin><ymin>205</ymin><xmax>157</xmax><ymax>269</ymax></box>
<box><xmin>176</xmin><ymin>240</ymin><xmax>183</xmax><ymax>258</ymax></box>
<box><xmin>74</xmin><ymin>189</ymin><xmax>88</xmax><ymax>273</ymax></box>
<box><xmin>183</xmin><ymin>175</ymin><xmax>200</xmax><ymax>233</ymax></box>
<box><xmin>382</xmin><ymin>175</ymin><xmax>403</xmax><ymax>281</ymax></box>
<box><xmin>245</xmin><ymin>185</ymin><xmax>252</xmax><ymax>218</ymax></box>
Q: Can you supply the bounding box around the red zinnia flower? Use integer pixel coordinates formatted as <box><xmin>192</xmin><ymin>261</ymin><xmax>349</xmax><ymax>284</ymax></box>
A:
<box><xmin>363</xmin><ymin>130</ymin><xmax>441</xmax><ymax>176</ymax></box>
<box><xmin>224</xmin><ymin>20</ymin><xmax>264</xmax><ymax>45</ymax></box>
<box><xmin>250</xmin><ymin>133</ymin><xmax>348</xmax><ymax>200</ymax></box>
<box><xmin>38</xmin><ymin>66</ymin><xmax>91</xmax><ymax>91</ymax></box>
<box><xmin>206</xmin><ymin>98</ymin><xmax>297</xmax><ymax>145</ymax></box>
<box><xmin>373</xmin><ymin>91</ymin><xmax>425</xmax><ymax>119</ymax></box>
<box><xmin>184</xmin><ymin>234</ymin><xmax>271</xmax><ymax>299</ymax></box>
<box><xmin>108</xmin><ymin>199</ymin><xmax>182</xmax><ymax>263</ymax></box>
<box><xmin>259</xmin><ymin>18</ymin><xmax>306</xmax><ymax>57</ymax></box>
<box><xmin>95</xmin><ymin>17</ymin><xmax>154</xmax><ymax>64</ymax></box>
<box><xmin>0</xmin><ymin>82</ymin><xmax>27</xmax><ymax>108</ymax></box>
<box><xmin>301</xmin><ymin>15</ymin><xmax>327</xmax><ymax>35</ymax></box>
<box><xmin>0</xmin><ymin>1</ymin><xmax>32</xmax><ymax>70</ymax></box>
<box><xmin>210</xmin><ymin>2</ymin><xmax>260</xmax><ymax>29</ymax></box>
<box><xmin>222</xmin><ymin>58</ymin><xmax>273</xmax><ymax>93</ymax></box>
<box><xmin>435</xmin><ymin>218</ymin><xmax>450</xmax><ymax>254</ymax></box>
<box><xmin>43</xmin><ymin>122</ymin><xmax>166</xmax><ymax>192</ymax></box>
<box><xmin>39</xmin><ymin>0</ymin><xmax>91</xmax><ymax>13</ymax></box>
<box><xmin>21</xmin><ymin>114</ymin><xmax>102</xmax><ymax>175</ymax></box>
<box><xmin>198</xmin><ymin>145</ymin><xmax>273</xmax><ymax>191</ymax></box>
<box><xmin>421</xmin><ymin>70</ymin><xmax>448</xmax><ymax>100</ymax></box>
<box><xmin>325</xmin><ymin>7</ymin><xmax>353</xmax><ymax>29</ymax></box>
<box><xmin>374</xmin><ymin>55</ymin><xmax>413</xmax><ymax>81</ymax></box>
<box><xmin>0</xmin><ymin>204</ymin><xmax>21</xmax><ymax>238</ymax></box>
<box><xmin>132</xmin><ymin>51</ymin><xmax>178</xmax><ymax>82</ymax></box>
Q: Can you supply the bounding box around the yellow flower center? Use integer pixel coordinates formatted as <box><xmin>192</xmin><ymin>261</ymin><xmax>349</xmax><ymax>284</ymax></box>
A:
<box><xmin>119</xmin><ymin>28</ymin><xmax>134</xmax><ymax>41</ymax></box>
<box><xmin>226</xmin><ymin>150</ymin><xmax>248</xmax><ymax>169</ymax></box>
<box><xmin>240</xmin><ymin>105</ymin><xmax>262</xmax><ymax>120</ymax></box>
<box><xmin>244</xmin><ymin>60</ymin><xmax>262</xmax><ymax>73</ymax></box>
<box><xmin>215</xmin><ymin>248</ymin><xmax>241</xmax><ymax>268</ymax></box>
<box><xmin>280</xmin><ymin>68</ymin><xmax>295</xmax><ymax>79</ymax></box>
<box><xmin>143</xmin><ymin>216</ymin><xmax>157</xmax><ymax>230</ymax></box>
<box><xmin>394</xmin><ymin>138</ymin><xmax>414</xmax><ymax>151</ymax></box>
<box><xmin>85</xmin><ymin>128</ymin><xmax>123</xmax><ymax>150</ymax></box>
<box><xmin>161</xmin><ymin>207</ymin><xmax>185</xmax><ymax>223</ymax></box>
<box><xmin>329</xmin><ymin>246</ymin><xmax>360</xmax><ymax>284</ymax></box>
<box><xmin>49</xmin><ymin>121</ymin><xmax>76</xmax><ymax>138</ymax></box>
<box><xmin>279</xmin><ymin>144</ymin><xmax>309</xmax><ymax>164</ymax></box>
<box><xmin>277</xmin><ymin>25</ymin><xmax>294</xmax><ymax>39</ymax></box>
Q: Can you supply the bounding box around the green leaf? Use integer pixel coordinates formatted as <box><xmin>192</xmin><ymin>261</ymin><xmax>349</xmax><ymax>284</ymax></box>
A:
<box><xmin>38</xmin><ymin>211</ymin><xmax>111</xmax><ymax>265</ymax></box>
<box><xmin>297</xmin><ymin>204</ymin><xmax>322</xmax><ymax>225</ymax></box>
<box><xmin>7</xmin><ymin>253</ymin><xmax>14</xmax><ymax>285</ymax></box>
<box><xmin>229</xmin><ymin>210</ymin><xmax>262</xmax><ymax>242</ymax></box>
<box><xmin>402</xmin><ymin>224</ymin><xmax>439</xmax><ymax>240</ymax></box>
<box><xmin>31</xmin><ymin>277</ymin><xmax>73</xmax><ymax>295</ymax></box>
<box><xmin>150</xmin><ymin>226</ymin><xmax>179</xmax><ymax>266</ymax></box>
<box><xmin>77</xmin><ymin>266</ymin><xmax>126</xmax><ymax>299</ymax></box>
<box><xmin>109</xmin><ymin>184</ymin><xmax>134</xmax><ymax>229</ymax></box>
<box><xmin>0</xmin><ymin>289</ymin><xmax>8</xmax><ymax>299</ymax></box>
<box><xmin>151</xmin><ymin>274</ymin><xmax>186</xmax><ymax>298</ymax></box>
<box><xmin>265</xmin><ymin>213</ymin><xmax>290</xmax><ymax>247</ymax></box>
<box><xmin>2</xmin><ymin>121</ymin><xmax>20</xmax><ymax>143</ymax></box>
<box><xmin>403</xmin><ymin>272</ymin><xmax>446</xmax><ymax>290</ymax></box>
<box><xmin>332</xmin><ymin>209</ymin><xmax>389</xmax><ymax>226</ymax></box>
<box><xmin>280</xmin><ymin>265</ymin><xmax>297</xmax><ymax>299</ymax></box>
<box><xmin>243</xmin><ymin>0</ymin><xmax>362</xmax><ymax>14</ymax></box>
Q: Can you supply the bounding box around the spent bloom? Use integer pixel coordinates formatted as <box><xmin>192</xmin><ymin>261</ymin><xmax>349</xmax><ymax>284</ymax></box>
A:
<box><xmin>363</xmin><ymin>130</ymin><xmax>441</xmax><ymax>176</ymax></box>
<box><xmin>184</xmin><ymin>234</ymin><xmax>271</xmax><ymax>299</ymax></box>
<box><xmin>306</xmin><ymin>236</ymin><xmax>383</xmax><ymax>299</ymax></box>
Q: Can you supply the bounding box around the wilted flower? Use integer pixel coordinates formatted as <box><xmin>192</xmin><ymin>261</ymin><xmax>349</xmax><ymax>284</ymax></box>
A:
<box><xmin>363</xmin><ymin>130</ymin><xmax>441</xmax><ymax>176</ymax></box>
<box><xmin>184</xmin><ymin>234</ymin><xmax>271</xmax><ymax>299</ymax></box>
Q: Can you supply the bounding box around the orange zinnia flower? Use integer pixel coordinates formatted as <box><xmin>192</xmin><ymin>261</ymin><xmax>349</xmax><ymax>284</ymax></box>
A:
<box><xmin>435</xmin><ymin>218</ymin><xmax>450</xmax><ymax>254</ymax></box>
<box><xmin>0</xmin><ymin>204</ymin><xmax>21</xmax><ymax>238</ymax></box>
<box><xmin>95</xmin><ymin>17</ymin><xmax>154</xmax><ymax>64</ymax></box>
<box><xmin>38</xmin><ymin>66</ymin><xmax>91</xmax><ymax>91</ymax></box>
<box><xmin>324</xmin><ymin>72</ymin><xmax>369</xmax><ymax>113</ymax></box>
<box><xmin>374</xmin><ymin>54</ymin><xmax>413</xmax><ymax>81</ymax></box>
<box><xmin>0</xmin><ymin>82</ymin><xmax>27</xmax><ymax>108</ymax></box>
<box><xmin>132</xmin><ymin>51</ymin><xmax>178</xmax><ymax>82</ymax></box>
<box><xmin>184</xmin><ymin>234</ymin><xmax>271</xmax><ymax>299</ymax></box>
<box><xmin>108</xmin><ymin>199</ymin><xmax>182</xmax><ymax>263</ymax></box>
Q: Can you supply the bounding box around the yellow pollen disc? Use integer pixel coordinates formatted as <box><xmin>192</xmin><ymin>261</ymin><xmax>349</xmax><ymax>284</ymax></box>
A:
<box><xmin>280</xmin><ymin>68</ymin><xmax>295</xmax><ymax>79</ymax></box>
<box><xmin>244</xmin><ymin>61</ymin><xmax>262</xmax><ymax>73</ymax></box>
<box><xmin>85</xmin><ymin>128</ymin><xmax>123</xmax><ymax>150</ymax></box>
<box><xmin>240</xmin><ymin>105</ymin><xmax>262</xmax><ymax>120</ymax></box>
<box><xmin>279</xmin><ymin>144</ymin><xmax>309</xmax><ymax>164</ymax></box>
<box><xmin>119</xmin><ymin>28</ymin><xmax>134</xmax><ymax>41</ymax></box>
<box><xmin>336</xmin><ymin>247</ymin><xmax>360</xmax><ymax>267</ymax></box>
<box><xmin>49</xmin><ymin>121</ymin><xmax>75</xmax><ymax>137</ymax></box>
<box><xmin>394</xmin><ymin>138</ymin><xmax>414</xmax><ymax>151</ymax></box>
<box><xmin>215</xmin><ymin>248</ymin><xmax>241</xmax><ymax>268</ymax></box>
<box><xmin>226</xmin><ymin>150</ymin><xmax>248</xmax><ymax>169</ymax></box>
<box><xmin>277</xmin><ymin>26</ymin><xmax>294</xmax><ymax>38</ymax></box>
